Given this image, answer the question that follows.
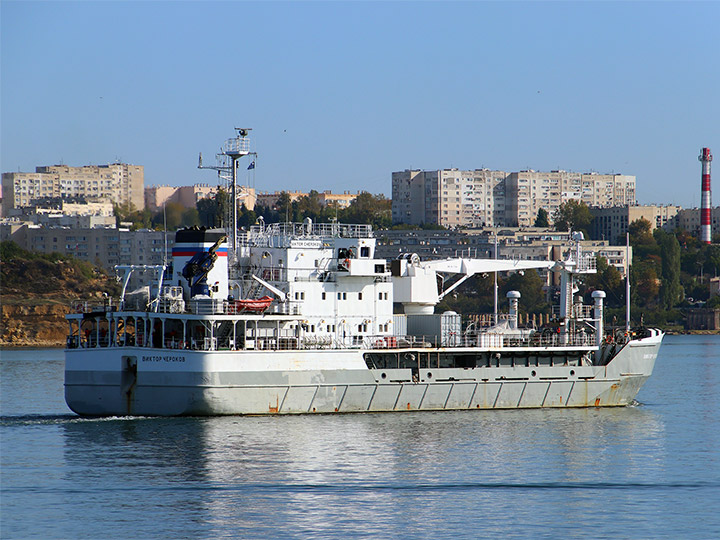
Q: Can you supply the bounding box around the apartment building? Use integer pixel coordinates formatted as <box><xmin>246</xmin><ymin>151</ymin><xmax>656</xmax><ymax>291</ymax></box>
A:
<box><xmin>591</xmin><ymin>205</ymin><xmax>681</xmax><ymax>243</ymax></box>
<box><xmin>391</xmin><ymin>169</ymin><xmax>506</xmax><ymax>228</ymax></box>
<box><xmin>144</xmin><ymin>184</ymin><xmax>254</xmax><ymax>213</ymax></box>
<box><xmin>2</xmin><ymin>163</ymin><xmax>144</xmax><ymax>216</ymax></box>
<box><xmin>255</xmin><ymin>190</ymin><xmax>358</xmax><ymax>210</ymax></box>
<box><xmin>392</xmin><ymin>169</ymin><xmax>636</xmax><ymax>228</ymax></box>
<box><xmin>317</xmin><ymin>191</ymin><xmax>358</xmax><ymax>208</ymax></box>
<box><xmin>505</xmin><ymin>171</ymin><xmax>636</xmax><ymax>227</ymax></box>
<box><xmin>665</xmin><ymin>207</ymin><xmax>720</xmax><ymax>237</ymax></box>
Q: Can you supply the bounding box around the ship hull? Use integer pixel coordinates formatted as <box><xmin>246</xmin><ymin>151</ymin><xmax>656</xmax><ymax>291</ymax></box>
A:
<box><xmin>64</xmin><ymin>332</ymin><xmax>662</xmax><ymax>416</ymax></box>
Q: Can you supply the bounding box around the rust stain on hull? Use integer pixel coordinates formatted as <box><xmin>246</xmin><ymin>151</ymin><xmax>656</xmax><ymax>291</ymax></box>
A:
<box><xmin>269</xmin><ymin>396</ymin><xmax>279</xmax><ymax>413</ymax></box>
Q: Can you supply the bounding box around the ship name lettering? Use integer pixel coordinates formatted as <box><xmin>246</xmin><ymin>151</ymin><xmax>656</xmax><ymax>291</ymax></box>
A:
<box><xmin>141</xmin><ymin>355</ymin><xmax>186</xmax><ymax>363</ymax></box>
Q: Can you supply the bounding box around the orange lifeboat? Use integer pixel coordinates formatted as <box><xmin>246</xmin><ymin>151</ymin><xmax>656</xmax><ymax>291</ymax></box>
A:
<box><xmin>234</xmin><ymin>296</ymin><xmax>274</xmax><ymax>313</ymax></box>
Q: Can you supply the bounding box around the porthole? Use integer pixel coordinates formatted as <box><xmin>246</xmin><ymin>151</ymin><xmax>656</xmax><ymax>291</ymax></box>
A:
<box><xmin>381</xmin><ymin>372</ymin><xmax>387</xmax><ymax>379</ymax></box>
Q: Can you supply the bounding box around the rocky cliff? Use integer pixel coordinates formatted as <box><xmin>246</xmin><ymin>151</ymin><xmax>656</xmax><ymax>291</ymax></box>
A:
<box><xmin>1</xmin><ymin>303</ymin><xmax>71</xmax><ymax>348</ymax></box>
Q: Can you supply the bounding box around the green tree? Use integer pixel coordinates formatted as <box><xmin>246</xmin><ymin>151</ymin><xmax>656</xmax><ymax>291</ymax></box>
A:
<box><xmin>196</xmin><ymin>189</ymin><xmax>229</xmax><ymax>228</ymax></box>
<box><xmin>162</xmin><ymin>202</ymin><xmax>185</xmax><ymax>230</ymax></box>
<box><xmin>534</xmin><ymin>208</ymin><xmax>549</xmax><ymax>228</ymax></box>
<box><xmin>657</xmin><ymin>230</ymin><xmax>684</xmax><ymax>309</ymax></box>
<box><xmin>341</xmin><ymin>192</ymin><xmax>392</xmax><ymax>228</ymax></box>
<box><xmin>296</xmin><ymin>190</ymin><xmax>324</xmax><ymax>220</ymax></box>
<box><xmin>628</xmin><ymin>218</ymin><xmax>655</xmax><ymax>246</ymax></box>
<box><xmin>237</xmin><ymin>204</ymin><xmax>257</xmax><ymax>228</ymax></box>
<box><xmin>113</xmin><ymin>202</ymin><xmax>152</xmax><ymax>230</ymax></box>
<box><xmin>275</xmin><ymin>192</ymin><xmax>294</xmax><ymax>222</ymax></box>
<box><xmin>500</xmin><ymin>269</ymin><xmax>548</xmax><ymax>314</ymax></box>
<box><xmin>632</xmin><ymin>262</ymin><xmax>660</xmax><ymax>307</ymax></box>
<box><xmin>196</xmin><ymin>197</ymin><xmax>216</xmax><ymax>227</ymax></box>
<box><xmin>181</xmin><ymin>207</ymin><xmax>200</xmax><ymax>228</ymax></box>
<box><xmin>552</xmin><ymin>200</ymin><xmax>593</xmax><ymax>237</ymax></box>
<box><xmin>584</xmin><ymin>256</ymin><xmax>624</xmax><ymax>308</ymax></box>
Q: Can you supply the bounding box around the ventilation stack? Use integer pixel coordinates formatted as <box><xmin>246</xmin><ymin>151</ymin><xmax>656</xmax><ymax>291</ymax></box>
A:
<box><xmin>699</xmin><ymin>147</ymin><xmax>713</xmax><ymax>244</ymax></box>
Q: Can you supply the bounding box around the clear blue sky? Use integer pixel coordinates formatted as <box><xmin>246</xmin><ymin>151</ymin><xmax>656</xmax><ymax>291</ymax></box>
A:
<box><xmin>2</xmin><ymin>1</ymin><xmax>718</xmax><ymax>208</ymax></box>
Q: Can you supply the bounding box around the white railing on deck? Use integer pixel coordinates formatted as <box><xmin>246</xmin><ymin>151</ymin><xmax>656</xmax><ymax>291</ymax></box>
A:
<box><xmin>241</xmin><ymin>222</ymin><xmax>372</xmax><ymax>246</ymax></box>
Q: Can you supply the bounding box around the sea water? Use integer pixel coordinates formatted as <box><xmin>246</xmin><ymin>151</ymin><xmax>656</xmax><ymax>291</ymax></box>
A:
<box><xmin>1</xmin><ymin>335</ymin><xmax>719</xmax><ymax>539</ymax></box>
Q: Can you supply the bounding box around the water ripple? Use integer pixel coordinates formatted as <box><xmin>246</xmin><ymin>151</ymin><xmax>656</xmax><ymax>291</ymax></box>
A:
<box><xmin>0</xmin><ymin>414</ymin><xmax>147</xmax><ymax>426</ymax></box>
<box><xmin>4</xmin><ymin>480</ymin><xmax>717</xmax><ymax>495</ymax></box>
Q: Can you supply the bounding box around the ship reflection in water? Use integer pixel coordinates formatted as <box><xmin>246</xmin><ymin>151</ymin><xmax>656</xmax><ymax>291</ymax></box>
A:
<box><xmin>60</xmin><ymin>407</ymin><xmax>667</xmax><ymax>538</ymax></box>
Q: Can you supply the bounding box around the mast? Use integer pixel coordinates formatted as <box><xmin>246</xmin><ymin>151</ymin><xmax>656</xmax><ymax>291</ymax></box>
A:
<box><xmin>626</xmin><ymin>232</ymin><xmax>631</xmax><ymax>334</ymax></box>
<box><xmin>493</xmin><ymin>230</ymin><xmax>498</xmax><ymax>325</ymax></box>
<box><xmin>199</xmin><ymin>128</ymin><xmax>256</xmax><ymax>262</ymax></box>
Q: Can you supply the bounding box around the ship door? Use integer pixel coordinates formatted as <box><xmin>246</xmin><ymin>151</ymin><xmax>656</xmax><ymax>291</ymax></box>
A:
<box><xmin>121</xmin><ymin>356</ymin><xmax>138</xmax><ymax>414</ymax></box>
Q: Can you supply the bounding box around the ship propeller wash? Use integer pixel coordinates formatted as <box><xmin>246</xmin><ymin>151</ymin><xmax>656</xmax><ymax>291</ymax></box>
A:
<box><xmin>64</xmin><ymin>130</ymin><xmax>663</xmax><ymax>416</ymax></box>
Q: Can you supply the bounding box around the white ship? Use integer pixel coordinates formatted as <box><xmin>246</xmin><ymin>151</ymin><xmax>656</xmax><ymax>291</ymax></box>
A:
<box><xmin>64</xmin><ymin>131</ymin><xmax>663</xmax><ymax>417</ymax></box>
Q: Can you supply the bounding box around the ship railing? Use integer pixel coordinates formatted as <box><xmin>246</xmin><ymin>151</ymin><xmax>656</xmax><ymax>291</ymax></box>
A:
<box><xmin>577</xmin><ymin>253</ymin><xmax>597</xmax><ymax>272</ymax></box>
<box><xmin>158</xmin><ymin>298</ymin><xmax>186</xmax><ymax>314</ymax></box>
<box><xmin>243</xmin><ymin>222</ymin><xmax>373</xmax><ymax>242</ymax></box>
<box><xmin>565</xmin><ymin>250</ymin><xmax>597</xmax><ymax>273</ymax></box>
<box><xmin>145</xmin><ymin>298</ymin><xmax>295</xmax><ymax>316</ymax></box>
<box><xmin>551</xmin><ymin>305</ymin><xmax>595</xmax><ymax>320</ymax></box>
<box><xmin>363</xmin><ymin>331</ymin><xmax>597</xmax><ymax>350</ymax></box>
<box><xmin>469</xmin><ymin>314</ymin><xmax>513</xmax><ymax>327</ymax></box>
<box><xmin>186</xmin><ymin>299</ymin><xmax>226</xmax><ymax>315</ymax></box>
<box><xmin>71</xmin><ymin>300</ymin><xmax>118</xmax><ymax>315</ymax></box>
<box><xmin>223</xmin><ymin>136</ymin><xmax>250</xmax><ymax>155</ymax></box>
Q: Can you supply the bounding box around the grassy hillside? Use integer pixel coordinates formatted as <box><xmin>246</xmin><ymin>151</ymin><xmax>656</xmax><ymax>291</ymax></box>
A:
<box><xmin>1</xmin><ymin>241</ymin><xmax>120</xmax><ymax>303</ymax></box>
<box><xmin>1</xmin><ymin>241</ymin><xmax>121</xmax><ymax>347</ymax></box>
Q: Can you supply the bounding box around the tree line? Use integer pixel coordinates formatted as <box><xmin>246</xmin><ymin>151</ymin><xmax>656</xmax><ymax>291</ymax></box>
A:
<box><xmin>114</xmin><ymin>189</ymin><xmax>392</xmax><ymax>232</ymax></box>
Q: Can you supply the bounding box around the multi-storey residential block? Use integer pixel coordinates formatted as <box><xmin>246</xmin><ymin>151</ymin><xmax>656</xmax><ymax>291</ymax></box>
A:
<box><xmin>591</xmin><ymin>205</ymin><xmax>681</xmax><ymax>243</ymax></box>
<box><xmin>1</xmin><ymin>198</ymin><xmax>116</xmax><ymax>229</ymax></box>
<box><xmin>392</xmin><ymin>168</ymin><xmax>635</xmax><ymax>228</ymax></box>
<box><xmin>392</xmin><ymin>169</ymin><xmax>506</xmax><ymax>228</ymax></box>
<box><xmin>665</xmin><ymin>207</ymin><xmax>720</xmax><ymax>237</ymax></box>
<box><xmin>505</xmin><ymin>171</ymin><xmax>636</xmax><ymax>227</ymax></box>
<box><xmin>144</xmin><ymin>184</ymin><xmax>251</xmax><ymax>213</ymax></box>
<box><xmin>255</xmin><ymin>191</ymin><xmax>307</xmax><ymax>209</ymax></box>
<box><xmin>2</xmin><ymin>163</ymin><xmax>144</xmax><ymax>216</ymax></box>
<box><xmin>144</xmin><ymin>185</ymin><xmax>178</xmax><ymax>212</ymax></box>
<box><xmin>255</xmin><ymin>190</ymin><xmax>359</xmax><ymax>210</ymax></box>
<box><xmin>317</xmin><ymin>190</ymin><xmax>358</xmax><ymax>208</ymax></box>
<box><xmin>391</xmin><ymin>170</ymin><xmax>426</xmax><ymax>225</ymax></box>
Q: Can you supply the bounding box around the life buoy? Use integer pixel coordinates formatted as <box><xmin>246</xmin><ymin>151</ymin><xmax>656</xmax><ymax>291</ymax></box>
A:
<box><xmin>344</xmin><ymin>258</ymin><xmax>350</xmax><ymax>268</ymax></box>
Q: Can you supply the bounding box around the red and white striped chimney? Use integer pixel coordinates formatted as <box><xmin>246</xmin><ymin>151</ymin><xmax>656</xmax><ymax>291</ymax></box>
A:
<box><xmin>699</xmin><ymin>147</ymin><xmax>713</xmax><ymax>244</ymax></box>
